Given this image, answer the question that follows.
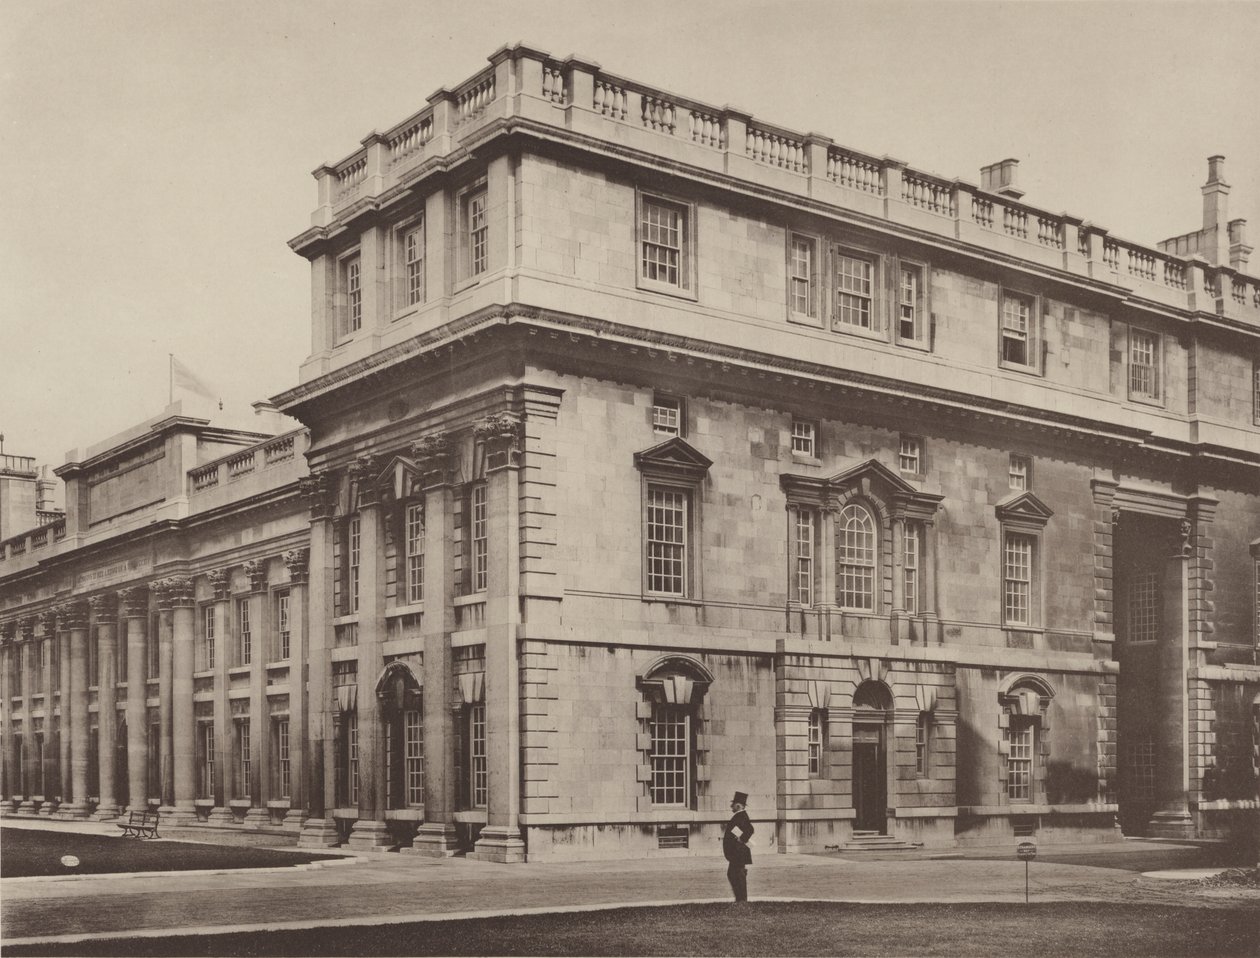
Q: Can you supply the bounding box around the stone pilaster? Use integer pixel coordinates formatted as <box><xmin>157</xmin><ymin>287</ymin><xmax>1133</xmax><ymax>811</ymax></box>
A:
<box><xmin>1149</xmin><ymin>528</ymin><xmax>1194</xmax><ymax>838</ymax></box>
<box><xmin>282</xmin><ymin>548</ymin><xmax>309</xmax><ymax>829</ymax></box>
<box><xmin>1090</xmin><ymin>478</ymin><xmax>1118</xmax><ymax>644</ymax></box>
<box><xmin>118</xmin><ymin>587</ymin><xmax>149</xmax><ymax>813</ymax></box>
<box><xmin>157</xmin><ymin>576</ymin><xmax>197</xmax><ymax>824</ymax></box>
<box><xmin>89</xmin><ymin>593</ymin><xmax>120</xmax><ymax>819</ymax></box>
<box><xmin>205</xmin><ymin>569</ymin><xmax>234</xmax><ymax>826</ymax></box>
<box><xmin>470</xmin><ymin>414</ymin><xmax>526</xmax><ymax>862</ymax></box>
<box><xmin>242</xmin><ymin>559</ymin><xmax>271</xmax><ymax>829</ymax></box>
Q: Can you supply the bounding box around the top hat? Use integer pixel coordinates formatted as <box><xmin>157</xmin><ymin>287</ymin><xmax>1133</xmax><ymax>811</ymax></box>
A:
<box><xmin>732</xmin><ymin>791</ymin><xmax>748</xmax><ymax>805</ymax></box>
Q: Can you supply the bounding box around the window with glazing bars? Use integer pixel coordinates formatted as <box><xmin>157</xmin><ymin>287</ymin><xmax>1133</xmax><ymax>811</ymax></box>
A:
<box><xmin>467</xmin><ymin>191</ymin><xmax>488</xmax><ymax>276</ymax></box>
<box><xmin>471</xmin><ymin>484</ymin><xmax>488</xmax><ymax>593</ymax></box>
<box><xmin>276</xmin><ymin>718</ymin><xmax>290</xmax><ymax>799</ymax></box>
<box><xmin>342</xmin><ymin>255</ymin><xmax>362</xmax><ymax>336</ymax></box>
<box><xmin>646</xmin><ymin>486</ymin><xmax>687</xmax><ymax>596</ymax></box>
<box><xmin>348</xmin><ymin>711</ymin><xmax>359</xmax><ymax>805</ymax></box>
<box><xmin>1128</xmin><ymin>569</ymin><xmax>1160</xmax><ymax>642</ymax></box>
<box><xmin>795</xmin><ymin>508</ymin><xmax>815</xmax><ymax>606</ymax></box>
<box><xmin>406</xmin><ymin>503</ymin><xmax>425</xmax><ymax>604</ymax></box>
<box><xmin>89</xmin><ymin>628</ymin><xmax>99</xmax><ymax>686</ymax></box>
<box><xmin>1001</xmin><ymin>294</ymin><xmax>1032</xmax><ymax>367</ymax></box>
<box><xmin>405</xmin><ymin>708</ymin><xmax>424</xmax><ymax>806</ymax></box>
<box><xmin>470</xmin><ymin>703</ymin><xmax>487</xmax><ymax>808</ymax></box>
<box><xmin>790</xmin><ymin>419</ymin><xmax>816</xmax><ymax>457</ymax></box>
<box><xmin>276</xmin><ymin>590</ymin><xmax>290</xmax><ymax>660</ymax></box>
<box><xmin>404</xmin><ymin>223</ymin><xmax>424</xmax><ymax>305</ymax></box>
<box><xmin>641</xmin><ymin>198</ymin><xmax>684</xmax><ymax>287</ymax></box>
<box><xmin>899</xmin><ymin>266</ymin><xmax>921</xmax><ymax>340</ymax></box>
<box><xmin>348</xmin><ymin>515</ymin><xmax>361</xmax><ymax>613</ymax></box>
<box><xmin>1009</xmin><ymin>454</ymin><xmax>1030</xmax><ymax>490</ymax></box>
<box><xmin>790</xmin><ymin>235</ymin><xmax>814</xmax><ymax>316</ymax></box>
<box><xmin>650</xmin><ymin>704</ymin><xmax>689</xmax><ymax>805</ymax></box>
<box><xmin>835</xmin><ymin>253</ymin><xmax>874</xmax><ymax>329</ymax></box>
<box><xmin>200</xmin><ymin>723</ymin><xmax>215</xmax><ymax>800</ymax></box>
<box><xmin>1126</xmin><ymin>735</ymin><xmax>1156</xmax><ymax>800</ymax></box>
<box><xmin>202</xmin><ymin>606</ymin><xmax>215</xmax><ymax>671</ymax></box>
<box><xmin>148</xmin><ymin>614</ymin><xmax>160</xmax><ymax>680</ymax></box>
<box><xmin>238</xmin><ymin>600</ymin><xmax>251</xmax><ymax>665</ymax></box>
<box><xmin>898</xmin><ymin>436</ymin><xmax>921</xmax><ymax>474</ymax></box>
<box><xmin>147</xmin><ymin>721</ymin><xmax>161</xmax><ymax>799</ymax></box>
<box><xmin>237</xmin><ymin>719</ymin><xmax>251</xmax><ymax>798</ymax></box>
<box><xmin>904</xmin><ymin>523</ymin><xmax>920</xmax><ymax>614</ymax></box>
<box><xmin>1003</xmin><ymin>533</ymin><xmax>1033</xmax><ymax>625</ymax></box>
<box><xmin>916</xmin><ymin>713</ymin><xmax>929</xmax><ymax>775</ymax></box>
<box><xmin>652</xmin><ymin>396</ymin><xmax>682</xmax><ymax>436</ymax></box>
<box><xmin>1128</xmin><ymin>328</ymin><xmax>1160</xmax><ymax>399</ymax></box>
<box><xmin>808</xmin><ymin>709</ymin><xmax>823</xmax><ymax>776</ymax></box>
<box><xmin>1006</xmin><ymin>716</ymin><xmax>1034</xmax><ymax>801</ymax></box>
<box><xmin>837</xmin><ymin>504</ymin><xmax>875</xmax><ymax>610</ymax></box>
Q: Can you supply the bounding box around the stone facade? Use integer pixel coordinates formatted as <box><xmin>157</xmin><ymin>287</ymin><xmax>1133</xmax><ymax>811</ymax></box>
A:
<box><xmin>1</xmin><ymin>44</ymin><xmax>1258</xmax><ymax>861</ymax></box>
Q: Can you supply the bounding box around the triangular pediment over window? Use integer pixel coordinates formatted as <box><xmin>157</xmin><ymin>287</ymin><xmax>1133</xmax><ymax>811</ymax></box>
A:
<box><xmin>829</xmin><ymin>459</ymin><xmax>918</xmax><ymax>496</ymax></box>
<box><xmin>995</xmin><ymin>491</ymin><xmax>1054</xmax><ymax>525</ymax></box>
<box><xmin>380</xmin><ymin>455</ymin><xmax>423</xmax><ymax>500</ymax></box>
<box><xmin>634</xmin><ymin>437</ymin><xmax>713</xmax><ymax>482</ymax></box>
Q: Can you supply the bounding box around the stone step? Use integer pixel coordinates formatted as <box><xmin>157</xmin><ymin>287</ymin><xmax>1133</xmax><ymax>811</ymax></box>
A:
<box><xmin>840</xmin><ymin>834</ymin><xmax>922</xmax><ymax>852</ymax></box>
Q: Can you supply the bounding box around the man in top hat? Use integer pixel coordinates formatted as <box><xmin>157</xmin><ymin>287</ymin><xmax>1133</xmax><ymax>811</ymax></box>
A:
<box><xmin>722</xmin><ymin>790</ymin><xmax>754</xmax><ymax>902</ymax></box>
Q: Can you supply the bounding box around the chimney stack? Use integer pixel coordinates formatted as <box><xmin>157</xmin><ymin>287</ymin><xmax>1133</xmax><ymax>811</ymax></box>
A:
<box><xmin>1201</xmin><ymin>154</ymin><xmax>1231</xmax><ymax>264</ymax></box>
<box><xmin>980</xmin><ymin>159</ymin><xmax>1024</xmax><ymax>200</ymax></box>
<box><xmin>1228</xmin><ymin>218</ymin><xmax>1251</xmax><ymax>272</ymax></box>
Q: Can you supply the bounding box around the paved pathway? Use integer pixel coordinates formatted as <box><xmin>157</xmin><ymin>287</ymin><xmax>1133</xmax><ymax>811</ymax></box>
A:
<box><xmin>2</xmin><ymin>819</ymin><xmax>1255</xmax><ymax>948</ymax></box>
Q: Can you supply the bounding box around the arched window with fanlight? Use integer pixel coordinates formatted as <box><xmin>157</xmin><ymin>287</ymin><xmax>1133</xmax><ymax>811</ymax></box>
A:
<box><xmin>838</xmin><ymin>503</ymin><xmax>877</xmax><ymax>611</ymax></box>
<box><xmin>636</xmin><ymin>656</ymin><xmax>713</xmax><ymax>810</ymax></box>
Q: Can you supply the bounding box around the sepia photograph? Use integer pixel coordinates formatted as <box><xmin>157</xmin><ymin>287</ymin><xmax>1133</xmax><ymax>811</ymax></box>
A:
<box><xmin>1</xmin><ymin>1</ymin><xmax>1258</xmax><ymax>955</ymax></box>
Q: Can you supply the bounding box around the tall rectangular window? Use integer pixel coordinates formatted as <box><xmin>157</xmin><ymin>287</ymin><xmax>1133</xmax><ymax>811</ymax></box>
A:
<box><xmin>1001</xmin><ymin>293</ymin><xmax>1034</xmax><ymax>369</ymax></box>
<box><xmin>466</xmin><ymin>189</ymin><xmax>488</xmax><ymax>277</ymax></box>
<box><xmin>808</xmin><ymin>709</ymin><xmax>823</xmax><ymax>776</ymax></box>
<box><xmin>646</xmin><ymin>486</ymin><xmax>688</xmax><ymax>597</ymax></box>
<box><xmin>470</xmin><ymin>703</ymin><xmax>487</xmax><ymax>808</ymax></box>
<box><xmin>148</xmin><ymin>614</ymin><xmax>160</xmax><ymax>681</ymax></box>
<box><xmin>1128</xmin><ymin>569</ymin><xmax>1160</xmax><ymax>642</ymax></box>
<box><xmin>404</xmin><ymin>223</ymin><xmax>424</xmax><ymax>306</ymax></box>
<box><xmin>1253</xmin><ymin>362</ymin><xmax>1260</xmax><ymax>425</ymax></box>
<box><xmin>1128</xmin><ymin>328</ymin><xmax>1160</xmax><ymax>400</ymax></box>
<box><xmin>898</xmin><ymin>435</ymin><xmax>922</xmax><ymax>474</ymax></box>
<box><xmin>904</xmin><ymin>523</ymin><xmax>921</xmax><ymax>614</ymax></box>
<box><xmin>348</xmin><ymin>515</ymin><xmax>361</xmax><ymax>614</ymax></box>
<box><xmin>1003</xmin><ymin>533</ymin><xmax>1034</xmax><ymax>626</ymax></box>
<box><xmin>237</xmin><ymin>719</ymin><xmax>251</xmax><ymax>799</ymax></box>
<box><xmin>795</xmin><ymin>508</ymin><xmax>815</xmax><ymax>606</ymax></box>
<box><xmin>899</xmin><ymin>265</ymin><xmax>922</xmax><ymax>341</ymax></box>
<box><xmin>835</xmin><ymin>253</ymin><xmax>874</xmax><ymax>329</ymax></box>
<box><xmin>340</xmin><ymin>254</ymin><xmax>362</xmax><ymax>337</ymax></box>
<box><xmin>147</xmin><ymin>721</ymin><xmax>161</xmax><ymax>800</ymax></box>
<box><xmin>471</xmin><ymin>484</ymin><xmax>488</xmax><ymax>593</ymax></box>
<box><xmin>275</xmin><ymin>590</ymin><xmax>290</xmax><ymax>661</ymax></box>
<box><xmin>88</xmin><ymin>628</ymin><xmax>99</xmax><ymax>687</ymax></box>
<box><xmin>640</xmin><ymin>197</ymin><xmax>686</xmax><ymax>289</ymax></box>
<box><xmin>237</xmin><ymin>599</ymin><xmax>251</xmax><ymax>666</ymax></box>
<box><xmin>405</xmin><ymin>708</ymin><xmax>424</xmax><ymax>807</ymax></box>
<box><xmin>200</xmin><ymin>723</ymin><xmax>215</xmax><ymax>801</ymax></box>
<box><xmin>406</xmin><ymin>503</ymin><xmax>425</xmax><ymax>604</ymax></box>
<box><xmin>916</xmin><ymin>713</ymin><xmax>930</xmax><ymax>776</ymax></box>
<box><xmin>790</xmin><ymin>419</ymin><xmax>817</xmax><ymax>458</ymax></box>
<box><xmin>789</xmin><ymin>235</ymin><xmax>815</xmax><ymax>318</ymax></box>
<box><xmin>651</xmin><ymin>395</ymin><xmax>682</xmax><ymax>437</ymax></box>
<box><xmin>276</xmin><ymin>718</ymin><xmax>291</xmax><ymax>799</ymax></box>
<box><xmin>202</xmin><ymin>606</ymin><xmax>216</xmax><ymax>671</ymax></box>
<box><xmin>649</xmin><ymin>704</ymin><xmax>689</xmax><ymax>805</ymax></box>
<box><xmin>1009</xmin><ymin>454</ymin><xmax>1030</xmax><ymax>491</ymax></box>
<box><xmin>1006</xmin><ymin>716</ymin><xmax>1034</xmax><ymax>801</ymax></box>
<box><xmin>1125</xmin><ymin>735</ymin><xmax>1156</xmax><ymax>800</ymax></box>
<box><xmin>348</xmin><ymin>711</ymin><xmax>359</xmax><ymax>805</ymax></box>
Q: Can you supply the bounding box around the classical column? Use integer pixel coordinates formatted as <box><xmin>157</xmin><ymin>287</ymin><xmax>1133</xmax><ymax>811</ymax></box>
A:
<box><xmin>1149</xmin><ymin>522</ymin><xmax>1194</xmax><ymax>838</ymax></box>
<box><xmin>89</xmin><ymin>593</ymin><xmax>120</xmax><ymax>819</ymax></box>
<box><xmin>921</xmin><ymin>519</ymin><xmax>939</xmax><ymax>635</ymax></box>
<box><xmin>409</xmin><ymin>435</ymin><xmax>461</xmax><ymax>857</ymax></box>
<box><xmin>119</xmin><ymin>587</ymin><xmax>149</xmax><ymax>813</ymax></box>
<box><xmin>283</xmin><ymin>548</ymin><xmax>310</xmax><ymax>829</ymax></box>
<box><xmin>0</xmin><ymin>623</ymin><xmax>15</xmax><ymax>809</ymax></box>
<box><xmin>471</xmin><ymin>414</ymin><xmax>526</xmax><ymax>863</ymax></box>
<box><xmin>61</xmin><ymin>599</ymin><xmax>91</xmax><ymax>818</ymax></box>
<box><xmin>17</xmin><ymin>620</ymin><xmax>37</xmax><ymax>812</ymax></box>
<box><xmin>157</xmin><ymin>576</ymin><xmax>197</xmax><ymax>824</ymax></box>
<box><xmin>156</xmin><ymin>584</ymin><xmax>175</xmax><ymax>810</ymax></box>
<box><xmin>818</xmin><ymin>500</ymin><xmax>839</xmax><ymax>642</ymax></box>
<box><xmin>348</xmin><ymin>456</ymin><xmax>391</xmax><ymax>851</ymax></box>
<box><xmin>51</xmin><ymin>609</ymin><xmax>68</xmax><ymax>814</ymax></box>
<box><xmin>890</xmin><ymin>514</ymin><xmax>907</xmax><ymax>644</ymax></box>
<box><xmin>206</xmin><ymin>569</ymin><xmax>233</xmax><ymax>826</ymax></box>
<box><xmin>242</xmin><ymin>558</ymin><xmax>271</xmax><ymax>828</ymax></box>
<box><xmin>298</xmin><ymin>471</ymin><xmax>340</xmax><ymax>847</ymax></box>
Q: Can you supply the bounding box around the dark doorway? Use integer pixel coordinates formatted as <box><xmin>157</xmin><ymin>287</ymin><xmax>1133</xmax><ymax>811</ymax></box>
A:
<box><xmin>853</xmin><ymin>724</ymin><xmax>886</xmax><ymax>832</ymax></box>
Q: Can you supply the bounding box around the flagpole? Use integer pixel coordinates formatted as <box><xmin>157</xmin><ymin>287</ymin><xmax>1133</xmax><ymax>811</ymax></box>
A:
<box><xmin>169</xmin><ymin>354</ymin><xmax>174</xmax><ymax>405</ymax></box>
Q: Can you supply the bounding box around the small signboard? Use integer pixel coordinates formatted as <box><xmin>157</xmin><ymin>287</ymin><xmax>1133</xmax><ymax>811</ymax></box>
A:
<box><xmin>1016</xmin><ymin>841</ymin><xmax>1037</xmax><ymax>861</ymax></box>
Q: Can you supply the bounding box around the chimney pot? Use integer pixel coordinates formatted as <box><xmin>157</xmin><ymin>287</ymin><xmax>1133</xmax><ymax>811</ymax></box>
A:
<box><xmin>1206</xmin><ymin>155</ymin><xmax>1227</xmax><ymax>186</ymax></box>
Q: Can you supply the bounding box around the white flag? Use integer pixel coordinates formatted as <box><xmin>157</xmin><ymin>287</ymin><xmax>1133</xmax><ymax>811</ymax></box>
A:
<box><xmin>171</xmin><ymin>356</ymin><xmax>217</xmax><ymax>401</ymax></box>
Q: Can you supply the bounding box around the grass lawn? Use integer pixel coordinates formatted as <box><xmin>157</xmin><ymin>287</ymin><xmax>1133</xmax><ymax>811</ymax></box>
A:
<box><xmin>0</xmin><ymin>828</ymin><xmax>340</xmax><ymax>878</ymax></box>
<box><xmin>6</xmin><ymin>902</ymin><xmax>1259</xmax><ymax>957</ymax></box>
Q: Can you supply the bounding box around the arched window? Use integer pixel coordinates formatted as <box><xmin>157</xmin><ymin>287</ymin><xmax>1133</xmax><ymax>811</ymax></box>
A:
<box><xmin>838</xmin><ymin>504</ymin><xmax>877</xmax><ymax>610</ymax></box>
<box><xmin>999</xmin><ymin>677</ymin><xmax>1054</xmax><ymax>804</ymax></box>
<box><xmin>637</xmin><ymin>656</ymin><xmax>713</xmax><ymax>809</ymax></box>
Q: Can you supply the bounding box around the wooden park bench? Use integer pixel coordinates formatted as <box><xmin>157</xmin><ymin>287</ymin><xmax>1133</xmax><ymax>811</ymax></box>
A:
<box><xmin>117</xmin><ymin>809</ymin><xmax>160</xmax><ymax>839</ymax></box>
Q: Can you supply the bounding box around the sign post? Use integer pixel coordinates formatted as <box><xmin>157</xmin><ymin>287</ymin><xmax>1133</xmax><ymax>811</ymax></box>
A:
<box><xmin>1016</xmin><ymin>841</ymin><xmax>1037</xmax><ymax>903</ymax></box>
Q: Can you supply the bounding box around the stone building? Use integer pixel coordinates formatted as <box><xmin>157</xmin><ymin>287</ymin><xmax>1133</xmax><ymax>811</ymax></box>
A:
<box><xmin>2</xmin><ymin>44</ymin><xmax>1258</xmax><ymax>862</ymax></box>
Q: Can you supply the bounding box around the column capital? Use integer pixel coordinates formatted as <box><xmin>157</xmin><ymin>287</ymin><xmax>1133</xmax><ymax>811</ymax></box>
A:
<box><xmin>474</xmin><ymin>413</ymin><xmax>523</xmax><ymax>471</ymax></box>
<box><xmin>39</xmin><ymin>607</ymin><xmax>61</xmax><ymax>634</ymax></box>
<box><xmin>154</xmin><ymin>575</ymin><xmax>195</xmax><ymax>609</ymax></box>
<box><xmin>0</xmin><ymin>620</ymin><xmax>15</xmax><ymax>644</ymax></box>
<box><xmin>88</xmin><ymin>592</ymin><xmax>118</xmax><ymax>625</ymax></box>
<box><xmin>117</xmin><ymin>586</ymin><xmax>150</xmax><ymax>618</ymax></box>
<box><xmin>18</xmin><ymin>617</ymin><xmax>37</xmax><ymax>642</ymax></box>
<box><xmin>349</xmin><ymin>455</ymin><xmax>384</xmax><ymax>507</ymax></box>
<box><xmin>300</xmin><ymin>470</ymin><xmax>336</xmax><ymax>520</ymax></box>
<box><xmin>411</xmin><ymin>433</ymin><xmax>454</xmax><ymax>489</ymax></box>
<box><xmin>206</xmin><ymin>568</ymin><xmax>231</xmax><ymax>601</ymax></box>
<box><xmin>56</xmin><ymin>600</ymin><xmax>89</xmax><ymax>631</ymax></box>
<box><xmin>242</xmin><ymin>558</ymin><xmax>269</xmax><ymax>593</ymax></box>
<box><xmin>283</xmin><ymin>548</ymin><xmax>310</xmax><ymax>584</ymax></box>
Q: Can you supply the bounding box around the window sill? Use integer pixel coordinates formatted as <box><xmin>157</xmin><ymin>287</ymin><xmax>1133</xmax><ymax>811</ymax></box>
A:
<box><xmin>1126</xmin><ymin>393</ymin><xmax>1165</xmax><ymax>409</ymax></box>
<box><xmin>896</xmin><ymin>337</ymin><xmax>931</xmax><ymax>352</ymax></box>
<box><xmin>453</xmin><ymin>275</ymin><xmax>484</xmax><ymax>294</ymax></box>
<box><xmin>636</xmin><ymin>279</ymin><xmax>697</xmax><ymax>302</ymax></box>
<box><xmin>787</xmin><ymin>310</ymin><xmax>822</xmax><ymax>329</ymax></box>
<box><xmin>998</xmin><ymin>361</ymin><xmax>1042</xmax><ymax>377</ymax></box>
<box><xmin>642</xmin><ymin>595</ymin><xmax>702</xmax><ymax>607</ymax></box>
<box><xmin>830</xmin><ymin>322</ymin><xmax>888</xmax><ymax>344</ymax></box>
<box><xmin>387</xmin><ymin>602</ymin><xmax>425</xmax><ymax>618</ymax></box>
<box><xmin>454</xmin><ymin>593</ymin><xmax>486</xmax><ymax>607</ymax></box>
<box><xmin>228</xmin><ymin>665</ymin><xmax>251</xmax><ymax>678</ymax></box>
<box><xmin>791</xmin><ymin>453</ymin><xmax>822</xmax><ymax>467</ymax></box>
<box><xmin>331</xmin><ymin>614</ymin><xmax>359</xmax><ymax>626</ymax></box>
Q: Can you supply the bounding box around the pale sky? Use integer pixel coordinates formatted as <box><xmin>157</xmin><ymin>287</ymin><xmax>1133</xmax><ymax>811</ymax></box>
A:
<box><xmin>2</xmin><ymin>0</ymin><xmax>1258</xmax><ymax>483</ymax></box>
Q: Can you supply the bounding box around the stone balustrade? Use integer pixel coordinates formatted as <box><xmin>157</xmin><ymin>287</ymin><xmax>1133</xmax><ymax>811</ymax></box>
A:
<box><xmin>301</xmin><ymin>42</ymin><xmax>1259</xmax><ymax>328</ymax></box>
<box><xmin>187</xmin><ymin>429</ymin><xmax>307</xmax><ymax>498</ymax></box>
